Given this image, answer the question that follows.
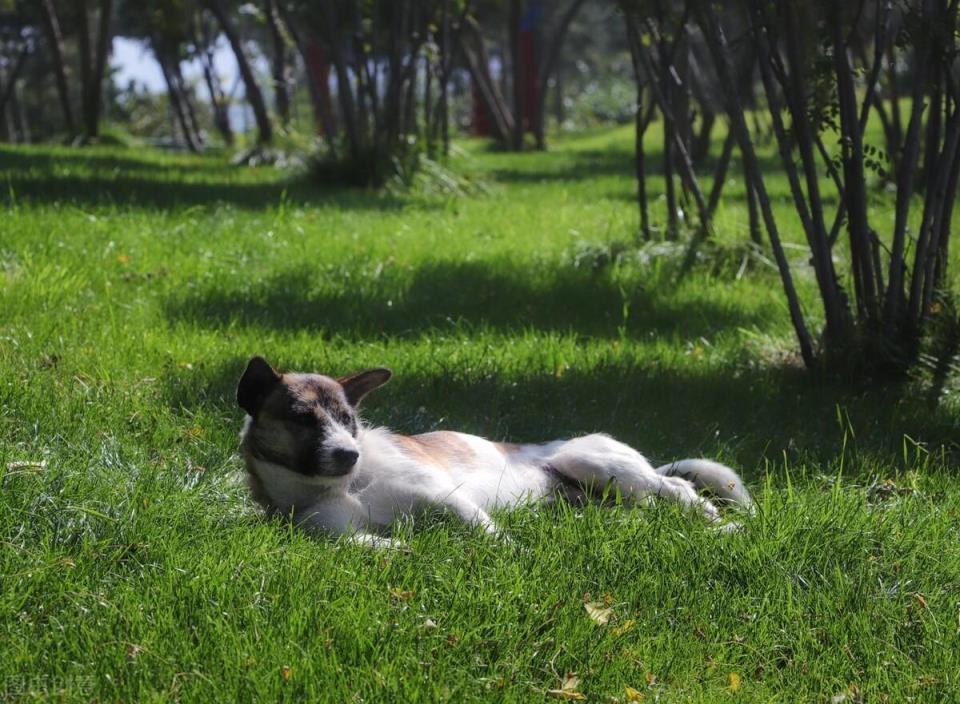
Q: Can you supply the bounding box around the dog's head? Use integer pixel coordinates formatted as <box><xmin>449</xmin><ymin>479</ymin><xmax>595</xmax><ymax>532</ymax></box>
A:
<box><xmin>237</xmin><ymin>356</ymin><xmax>391</xmax><ymax>480</ymax></box>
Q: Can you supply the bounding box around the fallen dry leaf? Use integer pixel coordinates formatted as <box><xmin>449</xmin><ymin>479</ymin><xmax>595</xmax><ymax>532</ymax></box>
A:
<box><xmin>612</xmin><ymin>619</ymin><xmax>635</xmax><ymax>636</ymax></box>
<box><xmin>389</xmin><ymin>586</ymin><xmax>416</xmax><ymax>601</ymax></box>
<box><xmin>624</xmin><ymin>684</ymin><xmax>644</xmax><ymax>701</ymax></box>
<box><xmin>281</xmin><ymin>665</ymin><xmax>292</xmax><ymax>682</ymax></box>
<box><xmin>584</xmin><ymin>602</ymin><xmax>613</xmax><ymax>625</ymax></box>
<box><xmin>547</xmin><ymin>674</ymin><xmax>586</xmax><ymax>701</ymax></box>
<box><xmin>728</xmin><ymin>672</ymin><xmax>742</xmax><ymax>692</ymax></box>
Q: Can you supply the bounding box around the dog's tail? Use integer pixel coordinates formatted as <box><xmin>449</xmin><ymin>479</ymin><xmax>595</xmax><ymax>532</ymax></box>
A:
<box><xmin>656</xmin><ymin>459</ymin><xmax>753</xmax><ymax>513</ymax></box>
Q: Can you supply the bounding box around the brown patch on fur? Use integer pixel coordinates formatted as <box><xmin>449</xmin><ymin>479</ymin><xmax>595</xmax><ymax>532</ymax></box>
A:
<box><xmin>277</xmin><ymin>373</ymin><xmax>350</xmax><ymax>417</ymax></box>
<box><xmin>493</xmin><ymin>441</ymin><xmax>523</xmax><ymax>455</ymax></box>
<box><xmin>396</xmin><ymin>431</ymin><xmax>476</xmax><ymax>469</ymax></box>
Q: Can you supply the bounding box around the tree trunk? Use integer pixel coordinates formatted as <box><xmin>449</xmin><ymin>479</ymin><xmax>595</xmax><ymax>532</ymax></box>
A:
<box><xmin>175</xmin><ymin>59</ymin><xmax>205</xmax><ymax>150</ymax></box>
<box><xmin>696</xmin><ymin>0</ymin><xmax>815</xmax><ymax>368</ymax></box>
<box><xmin>156</xmin><ymin>49</ymin><xmax>201</xmax><ymax>153</ymax></box>
<box><xmin>532</xmin><ymin>0</ymin><xmax>586</xmax><ymax>150</ymax></box>
<box><xmin>510</xmin><ymin>0</ymin><xmax>524</xmax><ymax>151</ymax></box>
<box><xmin>0</xmin><ymin>46</ymin><xmax>28</xmax><ymax>123</ymax></box>
<box><xmin>459</xmin><ymin>17</ymin><xmax>514</xmax><ymax>144</ymax></box>
<box><xmin>705</xmin><ymin>130</ymin><xmax>735</xmax><ymax>218</ymax></box>
<box><xmin>691</xmin><ymin>109</ymin><xmax>715</xmax><ymax>166</ymax></box>
<box><xmin>319</xmin><ymin>0</ymin><xmax>361</xmax><ymax>159</ymax></box>
<box><xmin>883</xmin><ymin>0</ymin><xmax>936</xmax><ymax>334</ymax></box>
<box><xmin>75</xmin><ymin>0</ymin><xmax>113</xmax><ymax>141</ymax></box>
<box><xmin>208</xmin><ymin>0</ymin><xmax>273</xmax><ymax>145</ymax></box>
<box><xmin>440</xmin><ymin>0</ymin><xmax>451</xmax><ymax>156</ymax></box>
<box><xmin>832</xmin><ymin>19</ymin><xmax>878</xmax><ymax>321</ymax></box>
<box><xmin>266</xmin><ymin>0</ymin><xmax>290</xmax><ymax>127</ymax></box>
<box><xmin>641</xmin><ymin>33</ymin><xmax>712</xmax><ymax>240</ymax></box>
<box><xmin>198</xmin><ymin>42</ymin><xmax>234</xmax><ymax>146</ymax></box>
<box><xmin>278</xmin><ymin>3</ymin><xmax>336</xmax><ymax>146</ymax></box>
<box><xmin>13</xmin><ymin>79</ymin><xmax>29</xmax><ymax>143</ymax></box>
<box><xmin>39</xmin><ymin>0</ymin><xmax>75</xmax><ymax>137</ymax></box>
<box><xmin>91</xmin><ymin>0</ymin><xmax>113</xmax><ymax>138</ymax></box>
<box><xmin>752</xmin><ymin>3</ymin><xmax>850</xmax><ymax>347</ymax></box>
<box><xmin>77</xmin><ymin>0</ymin><xmax>93</xmax><ymax>138</ymax></box>
<box><xmin>623</xmin><ymin>8</ymin><xmax>650</xmax><ymax>240</ymax></box>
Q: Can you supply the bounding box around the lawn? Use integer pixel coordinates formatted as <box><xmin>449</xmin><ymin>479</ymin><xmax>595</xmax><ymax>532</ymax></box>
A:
<box><xmin>1</xmin><ymin>128</ymin><xmax>959</xmax><ymax>702</ymax></box>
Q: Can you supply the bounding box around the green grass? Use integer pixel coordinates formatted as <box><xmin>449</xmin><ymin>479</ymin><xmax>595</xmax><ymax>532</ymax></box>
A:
<box><xmin>1</xmin><ymin>128</ymin><xmax>959</xmax><ymax>702</ymax></box>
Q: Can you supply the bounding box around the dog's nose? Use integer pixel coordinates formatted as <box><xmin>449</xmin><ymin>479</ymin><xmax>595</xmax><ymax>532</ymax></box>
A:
<box><xmin>332</xmin><ymin>448</ymin><xmax>359</xmax><ymax>468</ymax></box>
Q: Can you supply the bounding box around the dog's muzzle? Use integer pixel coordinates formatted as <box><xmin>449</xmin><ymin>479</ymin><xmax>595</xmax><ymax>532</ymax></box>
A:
<box><xmin>330</xmin><ymin>448</ymin><xmax>359</xmax><ymax>473</ymax></box>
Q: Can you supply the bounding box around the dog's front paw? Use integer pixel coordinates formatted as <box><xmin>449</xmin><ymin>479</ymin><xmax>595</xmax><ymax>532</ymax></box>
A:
<box><xmin>348</xmin><ymin>533</ymin><xmax>409</xmax><ymax>551</ymax></box>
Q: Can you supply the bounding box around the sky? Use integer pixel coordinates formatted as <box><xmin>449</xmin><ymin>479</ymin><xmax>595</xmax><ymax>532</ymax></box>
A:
<box><xmin>111</xmin><ymin>37</ymin><xmax>246</xmax><ymax>98</ymax></box>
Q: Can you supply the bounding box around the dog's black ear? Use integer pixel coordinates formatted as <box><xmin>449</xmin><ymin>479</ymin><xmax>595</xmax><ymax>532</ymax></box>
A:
<box><xmin>237</xmin><ymin>356</ymin><xmax>281</xmax><ymax>416</ymax></box>
<box><xmin>338</xmin><ymin>368</ymin><xmax>392</xmax><ymax>406</ymax></box>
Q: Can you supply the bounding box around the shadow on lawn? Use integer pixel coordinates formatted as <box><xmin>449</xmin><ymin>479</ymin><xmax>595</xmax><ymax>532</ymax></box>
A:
<box><xmin>161</xmin><ymin>257</ymin><xmax>958</xmax><ymax>469</ymax></box>
<box><xmin>167</xmin><ymin>352</ymin><xmax>959</xmax><ymax>474</ymax></box>
<box><xmin>486</xmin><ymin>147</ymin><xmax>785</xmax><ymax>186</ymax></box>
<box><xmin>0</xmin><ymin>148</ymin><xmax>415</xmax><ymax>212</ymax></box>
<box><xmin>163</xmin><ymin>258</ymin><xmax>773</xmax><ymax>340</ymax></box>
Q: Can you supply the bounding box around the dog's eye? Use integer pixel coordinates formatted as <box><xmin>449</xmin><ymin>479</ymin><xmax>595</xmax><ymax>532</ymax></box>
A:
<box><xmin>291</xmin><ymin>412</ymin><xmax>317</xmax><ymax>427</ymax></box>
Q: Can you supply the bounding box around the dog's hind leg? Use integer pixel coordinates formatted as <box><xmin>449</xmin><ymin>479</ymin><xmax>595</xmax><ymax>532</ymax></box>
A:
<box><xmin>544</xmin><ymin>434</ymin><xmax>721</xmax><ymax>521</ymax></box>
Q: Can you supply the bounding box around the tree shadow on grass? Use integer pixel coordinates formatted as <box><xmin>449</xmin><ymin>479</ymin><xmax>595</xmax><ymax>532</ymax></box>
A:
<box><xmin>163</xmin><ymin>258</ymin><xmax>773</xmax><ymax>340</ymax></box>
<box><xmin>166</xmin><ymin>352</ymin><xmax>960</xmax><ymax>476</ymax></box>
<box><xmin>0</xmin><ymin>148</ymin><xmax>417</xmax><ymax>212</ymax></box>
<box><xmin>486</xmin><ymin>148</ymin><xmax>786</xmax><ymax>186</ymax></box>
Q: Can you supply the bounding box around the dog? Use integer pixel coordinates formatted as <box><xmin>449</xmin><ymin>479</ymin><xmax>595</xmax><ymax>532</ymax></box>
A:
<box><xmin>237</xmin><ymin>357</ymin><xmax>752</xmax><ymax>546</ymax></box>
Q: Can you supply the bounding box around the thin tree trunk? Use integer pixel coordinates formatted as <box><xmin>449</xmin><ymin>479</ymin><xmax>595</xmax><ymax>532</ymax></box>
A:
<box><xmin>75</xmin><ymin>0</ymin><xmax>113</xmax><ymax>140</ymax></box>
<box><xmin>459</xmin><ymin>16</ymin><xmax>514</xmax><ymax>144</ymax></box>
<box><xmin>833</xmin><ymin>17</ymin><xmax>878</xmax><ymax>321</ymax></box>
<box><xmin>752</xmin><ymin>4</ymin><xmax>849</xmax><ymax>346</ymax></box>
<box><xmin>633</xmin><ymin>28</ymin><xmax>712</xmax><ymax>240</ymax></box>
<box><xmin>691</xmin><ymin>109</ymin><xmax>715</xmax><ymax>166</ymax></box>
<box><xmin>696</xmin><ymin>0</ymin><xmax>815</xmax><ymax>368</ymax></box>
<box><xmin>13</xmin><ymin>80</ymin><xmax>29</xmax><ymax>143</ymax></box>
<box><xmin>208</xmin><ymin>0</ymin><xmax>273</xmax><ymax>145</ymax></box>
<box><xmin>532</xmin><ymin>0</ymin><xmax>586</xmax><ymax>149</ymax></box>
<box><xmin>156</xmin><ymin>49</ymin><xmax>201</xmax><ymax>153</ymax></box>
<box><xmin>553</xmin><ymin>63</ymin><xmax>565</xmax><ymax>126</ymax></box>
<box><xmin>909</xmin><ymin>96</ymin><xmax>960</xmax><ymax>329</ymax></box>
<box><xmin>745</xmin><ymin>167</ymin><xmax>762</xmax><ymax>245</ymax></box>
<box><xmin>77</xmin><ymin>0</ymin><xmax>93</xmax><ymax>138</ymax></box>
<box><xmin>623</xmin><ymin>8</ymin><xmax>650</xmax><ymax>240</ymax></box>
<box><xmin>0</xmin><ymin>46</ymin><xmax>28</xmax><ymax>121</ymax></box>
<box><xmin>279</xmin><ymin>4</ymin><xmax>336</xmax><ymax>146</ymax></box>
<box><xmin>175</xmin><ymin>60</ymin><xmax>205</xmax><ymax>150</ymax></box>
<box><xmin>198</xmin><ymin>42</ymin><xmax>233</xmax><ymax>146</ymax></box>
<box><xmin>91</xmin><ymin>0</ymin><xmax>113</xmax><ymax>138</ymax></box>
<box><xmin>884</xmin><ymin>0</ymin><xmax>936</xmax><ymax>334</ymax></box>
<box><xmin>660</xmin><ymin>58</ymin><xmax>678</xmax><ymax>237</ymax></box>
<box><xmin>39</xmin><ymin>0</ymin><xmax>75</xmax><ymax>137</ymax></box>
<box><xmin>706</xmin><ymin>130</ymin><xmax>735</xmax><ymax>218</ymax></box>
<box><xmin>423</xmin><ymin>50</ymin><xmax>433</xmax><ymax>150</ymax></box>
<box><xmin>440</xmin><ymin>0</ymin><xmax>451</xmax><ymax>156</ymax></box>
<box><xmin>266</xmin><ymin>0</ymin><xmax>290</xmax><ymax>127</ymax></box>
<box><xmin>510</xmin><ymin>0</ymin><xmax>524</xmax><ymax>151</ymax></box>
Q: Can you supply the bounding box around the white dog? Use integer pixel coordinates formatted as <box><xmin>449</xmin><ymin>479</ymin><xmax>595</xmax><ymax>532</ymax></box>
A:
<box><xmin>237</xmin><ymin>357</ymin><xmax>752</xmax><ymax>546</ymax></box>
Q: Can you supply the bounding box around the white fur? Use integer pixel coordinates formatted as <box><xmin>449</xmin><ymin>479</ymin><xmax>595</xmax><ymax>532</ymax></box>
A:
<box><xmin>242</xmin><ymin>418</ymin><xmax>753</xmax><ymax>546</ymax></box>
